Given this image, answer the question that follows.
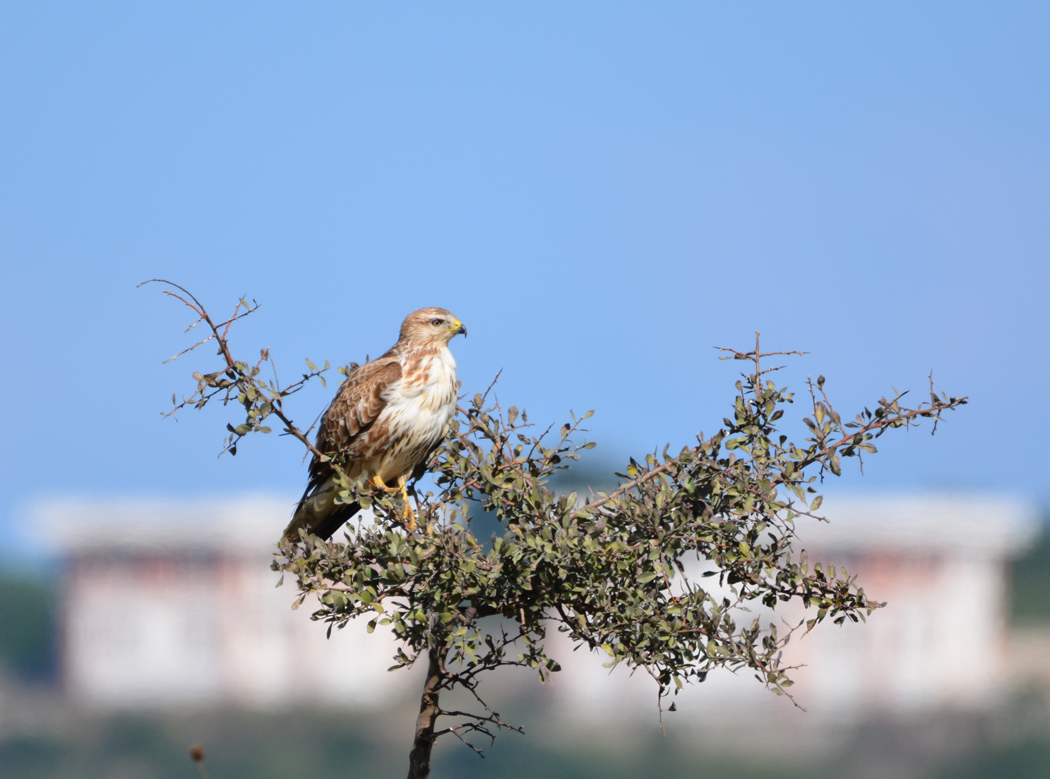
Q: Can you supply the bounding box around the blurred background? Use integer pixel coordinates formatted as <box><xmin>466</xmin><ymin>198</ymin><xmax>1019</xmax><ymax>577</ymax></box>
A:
<box><xmin>1</xmin><ymin>3</ymin><xmax>1049</xmax><ymax>777</ymax></box>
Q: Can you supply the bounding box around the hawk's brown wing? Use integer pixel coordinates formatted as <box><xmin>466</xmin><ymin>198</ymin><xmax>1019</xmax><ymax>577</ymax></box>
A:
<box><xmin>305</xmin><ymin>356</ymin><xmax>403</xmax><ymax>494</ymax></box>
<box><xmin>283</xmin><ymin>356</ymin><xmax>403</xmax><ymax>542</ymax></box>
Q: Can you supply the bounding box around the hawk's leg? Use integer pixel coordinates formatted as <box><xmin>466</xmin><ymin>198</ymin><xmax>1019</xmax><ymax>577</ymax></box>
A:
<box><xmin>370</xmin><ymin>474</ymin><xmax>417</xmax><ymax>531</ymax></box>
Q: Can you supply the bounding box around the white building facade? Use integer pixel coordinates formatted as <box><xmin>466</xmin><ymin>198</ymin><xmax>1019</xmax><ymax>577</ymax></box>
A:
<box><xmin>39</xmin><ymin>497</ymin><xmax>411</xmax><ymax>709</ymax></box>
<box><xmin>36</xmin><ymin>494</ymin><xmax>1039</xmax><ymax>722</ymax></box>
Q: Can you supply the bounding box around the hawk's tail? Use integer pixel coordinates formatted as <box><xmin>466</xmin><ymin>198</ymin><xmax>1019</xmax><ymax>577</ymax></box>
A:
<box><xmin>312</xmin><ymin>501</ymin><xmax>362</xmax><ymax>541</ymax></box>
<box><xmin>280</xmin><ymin>488</ymin><xmax>363</xmax><ymax>544</ymax></box>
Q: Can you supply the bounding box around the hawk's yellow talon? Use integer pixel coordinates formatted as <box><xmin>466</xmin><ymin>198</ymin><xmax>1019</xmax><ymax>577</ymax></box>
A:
<box><xmin>370</xmin><ymin>474</ymin><xmax>417</xmax><ymax>530</ymax></box>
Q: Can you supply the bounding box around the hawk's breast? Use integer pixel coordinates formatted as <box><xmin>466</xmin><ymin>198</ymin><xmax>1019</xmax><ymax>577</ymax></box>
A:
<box><xmin>363</xmin><ymin>346</ymin><xmax>458</xmax><ymax>482</ymax></box>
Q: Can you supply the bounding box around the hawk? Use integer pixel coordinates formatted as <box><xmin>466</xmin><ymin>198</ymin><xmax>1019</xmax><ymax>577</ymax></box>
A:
<box><xmin>281</xmin><ymin>308</ymin><xmax>466</xmax><ymax>542</ymax></box>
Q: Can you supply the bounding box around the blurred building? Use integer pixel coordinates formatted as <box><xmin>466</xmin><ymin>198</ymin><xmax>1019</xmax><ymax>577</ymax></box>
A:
<box><xmin>34</xmin><ymin>494</ymin><xmax>1038</xmax><ymax>722</ymax></box>
<box><xmin>35</xmin><ymin>497</ymin><xmax>410</xmax><ymax>709</ymax></box>
<box><xmin>547</xmin><ymin>495</ymin><xmax>1040</xmax><ymax>729</ymax></box>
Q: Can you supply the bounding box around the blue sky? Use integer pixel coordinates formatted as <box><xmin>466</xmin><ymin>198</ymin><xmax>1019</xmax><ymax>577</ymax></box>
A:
<box><xmin>2</xmin><ymin>3</ymin><xmax>1048</xmax><ymax>553</ymax></box>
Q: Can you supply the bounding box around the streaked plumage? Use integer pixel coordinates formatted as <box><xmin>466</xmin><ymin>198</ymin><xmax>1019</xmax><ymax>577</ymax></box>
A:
<box><xmin>281</xmin><ymin>308</ymin><xmax>466</xmax><ymax>542</ymax></box>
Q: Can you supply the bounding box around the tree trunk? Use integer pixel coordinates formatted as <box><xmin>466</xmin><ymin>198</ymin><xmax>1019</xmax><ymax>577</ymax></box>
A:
<box><xmin>406</xmin><ymin>644</ymin><xmax>443</xmax><ymax>779</ymax></box>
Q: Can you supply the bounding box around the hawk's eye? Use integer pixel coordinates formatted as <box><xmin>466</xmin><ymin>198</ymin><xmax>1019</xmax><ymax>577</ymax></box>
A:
<box><xmin>431</xmin><ymin>318</ymin><xmax>444</xmax><ymax>326</ymax></box>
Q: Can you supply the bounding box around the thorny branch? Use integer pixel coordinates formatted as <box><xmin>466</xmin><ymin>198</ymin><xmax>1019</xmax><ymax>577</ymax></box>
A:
<box><xmin>140</xmin><ymin>279</ymin><xmax>326</xmax><ymax>459</ymax></box>
<box><xmin>573</xmin><ymin>336</ymin><xmax>965</xmax><ymax>519</ymax></box>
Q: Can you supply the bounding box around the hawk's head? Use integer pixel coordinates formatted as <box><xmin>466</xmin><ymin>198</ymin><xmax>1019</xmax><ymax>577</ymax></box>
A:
<box><xmin>399</xmin><ymin>307</ymin><xmax>467</xmax><ymax>345</ymax></box>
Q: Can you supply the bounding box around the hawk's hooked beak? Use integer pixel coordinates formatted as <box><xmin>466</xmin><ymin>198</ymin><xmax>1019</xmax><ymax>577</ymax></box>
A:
<box><xmin>452</xmin><ymin>320</ymin><xmax>467</xmax><ymax>337</ymax></box>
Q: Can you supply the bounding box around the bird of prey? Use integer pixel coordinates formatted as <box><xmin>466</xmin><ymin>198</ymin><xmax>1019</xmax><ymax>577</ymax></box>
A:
<box><xmin>281</xmin><ymin>308</ymin><xmax>466</xmax><ymax>542</ymax></box>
